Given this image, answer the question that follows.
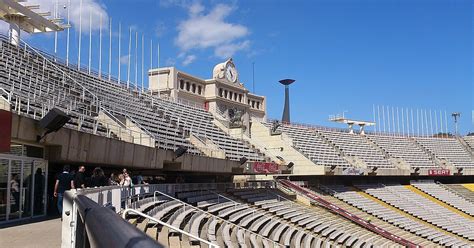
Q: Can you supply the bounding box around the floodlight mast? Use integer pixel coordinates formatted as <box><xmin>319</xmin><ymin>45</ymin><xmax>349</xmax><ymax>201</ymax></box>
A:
<box><xmin>451</xmin><ymin>112</ymin><xmax>460</xmax><ymax>136</ymax></box>
<box><xmin>0</xmin><ymin>0</ymin><xmax>65</xmax><ymax>45</ymax></box>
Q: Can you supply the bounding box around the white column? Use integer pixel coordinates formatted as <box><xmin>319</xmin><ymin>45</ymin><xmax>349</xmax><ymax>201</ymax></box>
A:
<box><xmin>127</xmin><ymin>27</ymin><xmax>131</xmax><ymax>88</ymax></box>
<box><xmin>108</xmin><ymin>18</ymin><xmax>112</xmax><ymax>81</ymax></box>
<box><xmin>77</xmin><ymin>0</ymin><xmax>83</xmax><ymax>70</ymax></box>
<box><xmin>99</xmin><ymin>13</ymin><xmax>103</xmax><ymax>78</ymax></box>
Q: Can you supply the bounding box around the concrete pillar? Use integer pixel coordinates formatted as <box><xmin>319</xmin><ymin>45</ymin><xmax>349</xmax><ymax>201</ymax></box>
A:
<box><xmin>6</xmin><ymin>15</ymin><xmax>21</xmax><ymax>46</ymax></box>
<box><xmin>360</xmin><ymin>124</ymin><xmax>366</xmax><ymax>135</ymax></box>
<box><xmin>348</xmin><ymin>123</ymin><xmax>354</xmax><ymax>134</ymax></box>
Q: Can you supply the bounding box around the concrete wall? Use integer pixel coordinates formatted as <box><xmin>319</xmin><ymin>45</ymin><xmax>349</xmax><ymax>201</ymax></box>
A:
<box><xmin>10</xmin><ymin>114</ymin><xmax>238</xmax><ymax>173</ymax></box>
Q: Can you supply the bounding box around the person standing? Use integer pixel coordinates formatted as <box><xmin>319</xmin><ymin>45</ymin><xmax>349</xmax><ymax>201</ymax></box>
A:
<box><xmin>54</xmin><ymin>165</ymin><xmax>74</xmax><ymax>215</ymax></box>
<box><xmin>10</xmin><ymin>174</ymin><xmax>20</xmax><ymax>213</ymax></box>
<box><xmin>90</xmin><ymin>167</ymin><xmax>107</xmax><ymax>187</ymax></box>
<box><xmin>73</xmin><ymin>165</ymin><xmax>86</xmax><ymax>189</ymax></box>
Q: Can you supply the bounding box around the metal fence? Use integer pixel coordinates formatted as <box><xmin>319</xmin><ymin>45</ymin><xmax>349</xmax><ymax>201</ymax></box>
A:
<box><xmin>61</xmin><ymin>181</ymin><xmax>277</xmax><ymax>248</ymax></box>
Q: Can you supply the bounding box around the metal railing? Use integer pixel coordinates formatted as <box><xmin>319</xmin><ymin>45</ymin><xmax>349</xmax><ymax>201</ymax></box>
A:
<box><xmin>122</xmin><ymin>209</ymin><xmax>217</xmax><ymax>248</ymax></box>
<box><xmin>65</xmin><ymin>193</ymin><xmax>160</xmax><ymax>248</ymax></box>
<box><xmin>150</xmin><ymin>189</ymin><xmax>283</xmax><ymax>247</ymax></box>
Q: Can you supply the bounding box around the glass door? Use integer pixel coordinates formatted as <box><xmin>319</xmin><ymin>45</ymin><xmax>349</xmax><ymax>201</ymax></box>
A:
<box><xmin>33</xmin><ymin>160</ymin><xmax>47</xmax><ymax>216</ymax></box>
<box><xmin>0</xmin><ymin>159</ymin><xmax>8</xmax><ymax>221</ymax></box>
<box><xmin>9</xmin><ymin>159</ymin><xmax>22</xmax><ymax>220</ymax></box>
<box><xmin>0</xmin><ymin>156</ymin><xmax>48</xmax><ymax>223</ymax></box>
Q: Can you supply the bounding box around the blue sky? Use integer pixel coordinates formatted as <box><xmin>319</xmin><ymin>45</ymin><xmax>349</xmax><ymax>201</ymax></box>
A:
<box><xmin>8</xmin><ymin>0</ymin><xmax>473</xmax><ymax>134</ymax></box>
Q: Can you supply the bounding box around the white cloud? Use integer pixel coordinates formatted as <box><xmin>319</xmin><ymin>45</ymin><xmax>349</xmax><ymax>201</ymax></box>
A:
<box><xmin>120</xmin><ymin>54</ymin><xmax>130</xmax><ymax>65</ymax></box>
<box><xmin>214</xmin><ymin>40</ymin><xmax>250</xmax><ymax>59</ymax></box>
<box><xmin>175</xmin><ymin>3</ymin><xmax>250</xmax><ymax>59</ymax></box>
<box><xmin>165</xmin><ymin>57</ymin><xmax>176</xmax><ymax>66</ymax></box>
<box><xmin>24</xmin><ymin>0</ymin><xmax>108</xmax><ymax>33</ymax></box>
<box><xmin>182</xmin><ymin>54</ymin><xmax>196</xmax><ymax>66</ymax></box>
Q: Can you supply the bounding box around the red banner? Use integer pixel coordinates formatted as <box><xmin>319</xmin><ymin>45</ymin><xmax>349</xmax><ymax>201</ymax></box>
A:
<box><xmin>0</xmin><ymin>110</ymin><xmax>12</xmax><ymax>152</ymax></box>
<box><xmin>428</xmin><ymin>169</ymin><xmax>450</xmax><ymax>176</ymax></box>
<box><xmin>253</xmin><ymin>162</ymin><xmax>279</xmax><ymax>174</ymax></box>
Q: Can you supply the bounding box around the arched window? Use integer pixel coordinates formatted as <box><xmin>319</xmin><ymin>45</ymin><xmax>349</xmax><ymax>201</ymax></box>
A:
<box><xmin>186</xmin><ymin>82</ymin><xmax>190</xmax><ymax>91</ymax></box>
<box><xmin>256</xmin><ymin>102</ymin><xmax>260</xmax><ymax>109</ymax></box>
<box><xmin>229</xmin><ymin>92</ymin><xmax>233</xmax><ymax>100</ymax></box>
<box><xmin>252</xmin><ymin>100</ymin><xmax>255</xmax><ymax>108</ymax></box>
<box><xmin>198</xmin><ymin>86</ymin><xmax>202</xmax><ymax>95</ymax></box>
<box><xmin>239</xmin><ymin>94</ymin><xmax>243</xmax><ymax>102</ymax></box>
<box><xmin>179</xmin><ymin>80</ymin><xmax>184</xmax><ymax>89</ymax></box>
<box><xmin>224</xmin><ymin>90</ymin><xmax>228</xmax><ymax>98</ymax></box>
<box><xmin>192</xmin><ymin>84</ymin><xmax>196</xmax><ymax>93</ymax></box>
<box><xmin>219</xmin><ymin>88</ymin><xmax>223</xmax><ymax>97</ymax></box>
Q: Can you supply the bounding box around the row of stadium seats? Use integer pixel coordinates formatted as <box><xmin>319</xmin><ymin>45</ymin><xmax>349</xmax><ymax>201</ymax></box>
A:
<box><xmin>269</xmin><ymin>122</ymin><xmax>474</xmax><ymax>169</ymax></box>
<box><xmin>126</xmin><ymin>187</ymin><xmax>400</xmax><ymax>247</ymax></box>
<box><xmin>321</xmin><ymin>184</ymin><xmax>469</xmax><ymax>247</ymax></box>
<box><xmin>0</xmin><ymin>36</ymin><xmax>264</xmax><ymax>161</ymax></box>
<box><xmin>358</xmin><ymin>184</ymin><xmax>474</xmax><ymax>241</ymax></box>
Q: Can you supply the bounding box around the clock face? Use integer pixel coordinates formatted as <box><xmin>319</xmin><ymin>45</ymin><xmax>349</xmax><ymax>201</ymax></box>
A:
<box><xmin>225</xmin><ymin>63</ymin><xmax>238</xmax><ymax>83</ymax></box>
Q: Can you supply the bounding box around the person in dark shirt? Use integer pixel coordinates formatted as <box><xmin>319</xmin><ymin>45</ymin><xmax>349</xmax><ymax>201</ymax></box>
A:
<box><xmin>73</xmin><ymin>165</ymin><xmax>86</xmax><ymax>189</ymax></box>
<box><xmin>54</xmin><ymin>165</ymin><xmax>74</xmax><ymax>215</ymax></box>
<box><xmin>90</xmin><ymin>167</ymin><xmax>107</xmax><ymax>187</ymax></box>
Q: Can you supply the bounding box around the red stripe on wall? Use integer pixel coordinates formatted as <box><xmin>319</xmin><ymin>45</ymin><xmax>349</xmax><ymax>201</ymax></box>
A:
<box><xmin>0</xmin><ymin>110</ymin><xmax>12</xmax><ymax>152</ymax></box>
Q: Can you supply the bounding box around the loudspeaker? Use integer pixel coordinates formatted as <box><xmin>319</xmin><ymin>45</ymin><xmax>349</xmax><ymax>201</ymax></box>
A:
<box><xmin>239</xmin><ymin>157</ymin><xmax>248</xmax><ymax>165</ymax></box>
<box><xmin>174</xmin><ymin>146</ymin><xmax>188</xmax><ymax>159</ymax></box>
<box><xmin>287</xmin><ymin>162</ymin><xmax>294</xmax><ymax>169</ymax></box>
<box><xmin>39</xmin><ymin>108</ymin><xmax>70</xmax><ymax>132</ymax></box>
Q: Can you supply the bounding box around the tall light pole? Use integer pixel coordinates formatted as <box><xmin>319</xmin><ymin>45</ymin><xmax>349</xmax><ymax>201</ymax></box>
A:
<box><xmin>451</xmin><ymin>112</ymin><xmax>460</xmax><ymax>135</ymax></box>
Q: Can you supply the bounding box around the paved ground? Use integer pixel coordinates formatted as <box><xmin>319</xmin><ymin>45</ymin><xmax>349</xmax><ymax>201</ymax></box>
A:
<box><xmin>0</xmin><ymin>218</ymin><xmax>61</xmax><ymax>248</ymax></box>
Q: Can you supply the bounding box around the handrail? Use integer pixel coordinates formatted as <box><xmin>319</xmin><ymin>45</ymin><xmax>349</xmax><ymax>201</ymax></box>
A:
<box><xmin>122</xmin><ymin>208</ymin><xmax>218</xmax><ymax>248</ymax></box>
<box><xmin>152</xmin><ymin>190</ymin><xmax>284</xmax><ymax>247</ymax></box>
<box><xmin>277</xmin><ymin>179</ymin><xmax>420</xmax><ymax>248</ymax></box>
<box><xmin>74</xmin><ymin>195</ymin><xmax>160</xmax><ymax>248</ymax></box>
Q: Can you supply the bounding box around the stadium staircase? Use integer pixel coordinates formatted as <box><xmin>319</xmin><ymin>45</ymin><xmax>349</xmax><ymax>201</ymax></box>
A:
<box><xmin>249</xmin><ymin>122</ymin><xmax>323</xmax><ymax>175</ymax></box>
<box><xmin>456</xmin><ymin>136</ymin><xmax>474</xmax><ymax>159</ymax></box>
<box><xmin>311</xmin><ymin>129</ymin><xmax>365</xmax><ymax>168</ymax></box>
<box><xmin>277</xmin><ymin>179</ymin><xmax>420</xmax><ymax>248</ymax></box>
<box><xmin>362</xmin><ymin>135</ymin><xmax>411</xmax><ymax>171</ymax></box>
<box><xmin>411</xmin><ymin>138</ymin><xmax>450</xmax><ymax>169</ymax></box>
<box><xmin>188</xmin><ymin>133</ymin><xmax>226</xmax><ymax>159</ymax></box>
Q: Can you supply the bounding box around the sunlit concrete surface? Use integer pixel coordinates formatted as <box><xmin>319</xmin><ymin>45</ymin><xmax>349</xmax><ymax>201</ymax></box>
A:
<box><xmin>0</xmin><ymin>218</ymin><xmax>61</xmax><ymax>248</ymax></box>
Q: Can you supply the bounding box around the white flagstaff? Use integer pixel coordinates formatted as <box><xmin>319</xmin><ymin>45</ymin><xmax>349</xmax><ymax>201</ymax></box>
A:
<box><xmin>410</xmin><ymin>109</ymin><xmax>414</xmax><ymax>136</ymax></box>
<box><xmin>99</xmin><ymin>13</ymin><xmax>102</xmax><ymax>78</ymax></box>
<box><xmin>401</xmin><ymin>107</ymin><xmax>405</xmax><ymax>136</ymax></box>
<box><xmin>416</xmin><ymin>108</ymin><xmax>420</xmax><ymax>136</ymax></box>
<box><xmin>425</xmin><ymin>109</ymin><xmax>430</xmax><ymax>137</ymax></box>
<box><xmin>396</xmin><ymin>107</ymin><xmax>400</xmax><ymax>135</ymax></box>
<box><xmin>66</xmin><ymin>0</ymin><xmax>70</xmax><ymax>66</ymax></box>
<box><xmin>439</xmin><ymin>110</ymin><xmax>443</xmax><ymax>137</ymax></box>
<box><xmin>141</xmin><ymin>34</ymin><xmax>144</xmax><ymax>91</ymax></box>
<box><xmin>382</xmin><ymin>105</ymin><xmax>386</xmax><ymax>133</ymax></box>
<box><xmin>434</xmin><ymin>110</ymin><xmax>438</xmax><ymax>136</ymax></box>
<box><xmin>118</xmin><ymin>22</ymin><xmax>122</xmax><ymax>84</ymax></box>
<box><xmin>88</xmin><ymin>11</ymin><xmax>92</xmax><ymax>74</ymax></box>
<box><xmin>421</xmin><ymin>108</ymin><xmax>425</xmax><ymax>137</ymax></box>
<box><xmin>444</xmin><ymin>110</ymin><xmax>448</xmax><ymax>137</ymax></box>
<box><xmin>135</xmin><ymin>31</ymin><xmax>138</xmax><ymax>90</ymax></box>
<box><xmin>392</xmin><ymin>106</ymin><xmax>395</xmax><ymax>134</ymax></box>
<box><xmin>127</xmin><ymin>27</ymin><xmax>131</xmax><ymax>88</ymax></box>
<box><xmin>157</xmin><ymin>42</ymin><xmax>160</xmax><ymax>94</ymax></box>
<box><xmin>54</xmin><ymin>0</ymin><xmax>58</xmax><ymax>59</ymax></box>
<box><xmin>150</xmin><ymin>39</ymin><xmax>153</xmax><ymax>69</ymax></box>
<box><xmin>372</xmin><ymin>104</ymin><xmax>376</xmax><ymax>134</ymax></box>
<box><xmin>108</xmin><ymin>18</ymin><xmax>112</xmax><ymax>81</ymax></box>
<box><xmin>377</xmin><ymin>105</ymin><xmax>381</xmax><ymax>134</ymax></box>
<box><xmin>78</xmin><ymin>0</ymin><xmax>83</xmax><ymax>70</ymax></box>
<box><xmin>429</xmin><ymin>109</ymin><xmax>433</xmax><ymax>136</ymax></box>
<box><xmin>405</xmin><ymin>108</ymin><xmax>415</xmax><ymax>137</ymax></box>
<box><xmin>387</xmin><ymin>106</ymin><xmax>391</xmax><ymax>133</ymax></box>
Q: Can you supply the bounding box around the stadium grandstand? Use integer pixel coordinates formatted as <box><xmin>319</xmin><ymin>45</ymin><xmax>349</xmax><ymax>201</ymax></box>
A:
<box><xmin>0</xmin><ymin>1</ymin><xmax>473</xmax><ymax>248</ymax></box>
